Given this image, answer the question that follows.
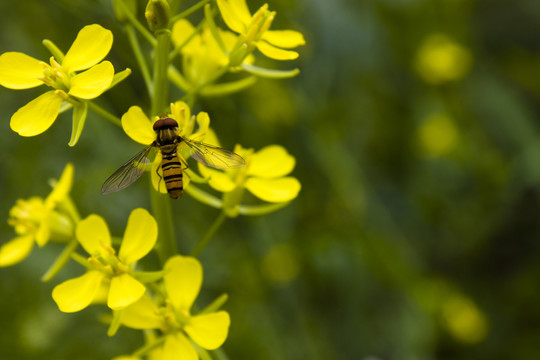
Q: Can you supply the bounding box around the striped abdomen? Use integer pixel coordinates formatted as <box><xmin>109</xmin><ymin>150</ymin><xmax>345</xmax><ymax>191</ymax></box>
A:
<box><xmin>160</xmin><ymin>144</ymin><xmax>183</xmax><ymax>199</ymax></box>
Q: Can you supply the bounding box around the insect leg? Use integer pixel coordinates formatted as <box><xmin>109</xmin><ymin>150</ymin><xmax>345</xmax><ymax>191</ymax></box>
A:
<box><xmin>155</xmin><ymin>164</ymin><xmax>164</xmax><ymax>192</ymax></box>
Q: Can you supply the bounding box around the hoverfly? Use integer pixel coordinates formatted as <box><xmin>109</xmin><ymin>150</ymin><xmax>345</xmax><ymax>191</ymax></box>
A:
<box><xmin>101</xmin><ymin>117</ymin><xmax>245</xmax><ymax>199</ymax></box>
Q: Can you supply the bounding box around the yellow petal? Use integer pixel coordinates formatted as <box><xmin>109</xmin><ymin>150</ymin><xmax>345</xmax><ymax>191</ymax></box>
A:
<box><xmin>245</xmin><ymin>176</ymin><xmax>301</xmax><ymax>202</ymax></box>
<box><xmin>10</xmin><ymin>90</ymin><xmax>63</xmax><ymax>137</ymax></box>
<box><xmin>52</xmin><ymin>270</ymin><xmax>104</xmax><ymax>313</ymax></box>
<box><xmin>0</xmin><ymin>235</ymin><xmax>34</xmax><ymax>267</ymax></box>
<box><xmin>248</xmin><ymin>145</ymin><xmax>295</xmax><ymax>178</ymax></box>
<box><xmin>163</xmin><ymin>333</ymin><xmax>197</xmax><ymax>360</ymax></box>
<box><xmin>198</xmin><ymin>165</ymin><xmax>236</xmax><ymax>192</ymax></box>
<box><xmin>45</xmin><ymin>162</ymin><xmax>74</xmax><ymax>207</ymax></box>
<box><xmin>108</xmin><ymin>273</ymin><xmax>146</xmax><ymax>310</ymax></box>
<box><xmin>151</xmin><ymin>153</ymin><xmax>169</xmax><ymax>194</ymax></box>
<box><xmin>62</xmin><ymin>24</ymin><xmax>113</xmax><ymax>72</ymax></box>
<box><xmin>164</xmin><ymin>256</ymin><xmax>202</xmax><ymax>312</ymax></box>
<box><xmin>0</xmin><ymin>52</ymin><xmax>44</xmax><ymax>89</ymax></box>
<box><xmin>121</xmin><ymin>295</ymin><xmax>162</xmax><ymax>330</ymax></box>
<box><xmin>119</xmin><ymin>208</ymin><xmax>158</xmax><ymax>264</ymax></box>
<box><xmin>189</xmin><ymin>112</ymin><xmax>209</xmax><ymax>142</ymax></box>
<box><xmin>171</xmin><ymin>19</ymin><xmax>196</xmax><ymax>48</ymax></box>
<box><xmin>262</xmin><ymin>30</ymin><xmax>306</xmax><ymax>48</ymax></box>
<box><xmin>256</xmin><ymin>41</ymin><xmax>299</xmax><ymax>60</ymax></box>
<box><xmin>121</xmin><ymin>106</ymin><xmax>155</xmax><ymax>145</ymax></box>
<box><xmin>76</xmin><ymin>214</ymin><xmax>111</xmax><ymax>257</ymax></box>
<box><xmin>185</xmin><ymin>311</ymin><xmax>230</xmax><ymax>350</ymax></box>
<box><xmin>171</xmin><ymin>101</ymin><xmax>191</xmax><ymax>132</ymax></box>
<box><xmin>68</xmin><ymin>61</ymin><xmax>114</xmax><ymax>99</ymax></box>
<box><xmin>217</xmin><ymin>0</ymin><xmax>249</xmax><ymax>34</ymax></box>
<box><xmin>36</xmin><ymin>214</ymin><xmax>51</xmax><ymax>247</ymax></box>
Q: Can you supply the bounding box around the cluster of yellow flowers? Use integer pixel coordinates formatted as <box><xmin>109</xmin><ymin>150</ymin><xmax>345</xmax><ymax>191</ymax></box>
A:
<box><xmin>0</xmin><ymin>0</ymin><xmax>304</xmax><ymax>359</ymax></box>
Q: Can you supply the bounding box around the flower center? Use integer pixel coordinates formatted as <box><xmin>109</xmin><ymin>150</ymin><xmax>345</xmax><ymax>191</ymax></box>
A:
<box><xmin>8</xmin><ymin>197</ymin><xmax>46</xmax><ymax>235</ymax></box>
<box><xmin>39</xmin><ymin>57</ymin><xmax>71</xmax><ymax>92</ymax></box>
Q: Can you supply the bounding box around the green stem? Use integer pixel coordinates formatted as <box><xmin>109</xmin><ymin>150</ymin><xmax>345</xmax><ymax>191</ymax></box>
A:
<box><xmin>151</xmin><ymin>29</ymin><xmax>177</xmax><ymax>263</ymax></box>
<box><xmin>41</xmin><ymin>238</ymin><xmax>78</xmax><ymax>282</ymax></box>
<box><xmin>125</xmin><ymin>25</ymin><xmax>153</xmax><ymax>96</ymax></box>
<box><xmin>116</xmin><ymin>0</ymin><xmax>157</xmax><ymax>46</ymax></box>
<box><xmin>169</xmin><ymin>0</ymin><xmax>213</xmax><ymax>24</ymax></box>
<box><xmin>191</xmin><ymin>211</ymin><xmax>227</xmax><ymax>257</ymax></box>
<box><xmin>152</xmin><ymin>30</ymin><xmax>171</xmax><ymax>116</ymax></box>
<box><xmin>151</xmin><ymin>191</ymin><xmax>177</xmax><ymax>262</ymax></box>
<box><xmin>87</xmin><ymin>102</ymin><xmax>122</xmax><ymax>127</ymax></box>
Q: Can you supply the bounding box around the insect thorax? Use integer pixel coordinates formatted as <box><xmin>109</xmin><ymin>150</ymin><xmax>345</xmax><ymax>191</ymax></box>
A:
<box><xmin>155</xmin><ymin>128</ymin><xmax>179</xmax><ymax>146</ymax></box>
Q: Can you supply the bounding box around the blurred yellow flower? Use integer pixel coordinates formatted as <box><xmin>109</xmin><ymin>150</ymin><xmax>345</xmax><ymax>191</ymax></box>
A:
<box><xmin>121</xmin><ymin>101</ymin><xmax>209</xmax><ymax>194</ymax></box>
<box><xmin>121</xmin><ymin>256</ymin><xmax>231</xmax><ymax>360</ymax></box>
<box><xmin>172</xmin><ymin>19</ymin><xmax>254</xmax><ymax>86</ymax></box>
<box><xmin>52</xmin><ymin>208</ymin><xmax>157</xmax><ymax>312</ymax></box>
<box><xmin>0</xmin><ymin>163</ymin><xmax>75</xmax><ymax>267</ymax></box>
<box><xmin>197</xmin><ymin>130</ymin><xmax>301</xmax><ymax>216</ymax></box>
<box><xmin>441</xmin><ymin>293</ymin><xmax>489</xmax><ymax>344</ymax></box>
<box><xmin>415</xmin><ymin>33</ymin><xmax>472</xmax><ymax>84</ymax></box>
<box><xmin>217</xmin><ymin>0</ymin><xmax>305</xmax><ymax>61</ymax></box>
<box><xmin>417</xmin><ymin>113</ymin><xmax>459</xmax><ymax>157</ymax></box>
<box><xmin>0</xmin><ymin>24</ymin><xmax>115</xmax><ymax>145</ymax></box>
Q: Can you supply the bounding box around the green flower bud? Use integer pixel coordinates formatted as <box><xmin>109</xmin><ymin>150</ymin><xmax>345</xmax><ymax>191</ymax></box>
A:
<box><xmin>145</xmin><ymin>0</ymin><xmax>170</xmax><ymax>32</ymax></box>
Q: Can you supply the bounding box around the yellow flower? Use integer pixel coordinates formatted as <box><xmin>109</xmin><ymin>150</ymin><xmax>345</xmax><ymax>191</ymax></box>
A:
<box><xmin>172</xmin><ymin>19</ymin><xmax>254</xmax><ymax>86</ymax></box>
<box><xmin>0</xmin><ymin>163</ymin><xmax>75</xmax><ymax>267</ymax></box>
<box><xmin>0</xmin><ymin>24</ymin><xmax>115</xmax><ymax>145</ymax></box>
<box><xmin>121</xmin><ymin>101</ymin><xmax>209</xmax><ymax>194</ymax></box>
<box><xmin>121</xmin><ymin>256</ymin><xmax>231</xmax><ymax>360</ymax></box>
<box><xmin>415</xmin><ymin>33</ymin><xmax>472</xmax><ymax>84</ymax></box>
<box><xmin>52</xmin><ymin>208</ymin><xmax>157</xmax><ymax>312</ymax></box>
<box><xmin>417</xmin><ymin>113</ymin><xmax>459</xmax><ymax>157</ymax></box>
<box><xmin>441</xmin><ymin>293</ymin><xmax>489</xmax><ymax>344</ymax></box>
<box><xmin>197</xmin><ymin>131</ymin><xmax>301</xmax><ymax>216</ymax></box>
<box><xmin>217</xmin><ymin>0</ymin><xmax>305</xmax><ymax>61</ymax></box>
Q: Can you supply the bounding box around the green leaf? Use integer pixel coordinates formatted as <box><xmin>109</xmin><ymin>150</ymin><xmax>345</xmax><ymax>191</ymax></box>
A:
<box><xmin>241</xmin><ymin>63</ymin><xmax>300</xmax><ymax>79</ymax></box>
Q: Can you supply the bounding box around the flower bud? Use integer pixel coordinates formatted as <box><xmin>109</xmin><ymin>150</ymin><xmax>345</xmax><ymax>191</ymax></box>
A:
<box><xmin>145</xmin><ymin>0</ymin><xmax>170</xmax><ymax>32</ymax></box>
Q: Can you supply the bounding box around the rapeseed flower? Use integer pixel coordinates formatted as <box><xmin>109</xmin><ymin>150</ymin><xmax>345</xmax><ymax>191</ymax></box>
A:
<box><xmin>172</xmin><ymin>19</ymin><xmax>254</xmax><ymax>86</ymax></box>
<box><xmin>415</xmin><ymin>33</ymin><xmax>471</xmax><ymax>84</ymax></box>
<box><xmin>121</xmin><ymin>255</ymin><xmax>230</xmax><ymax>360</ymax></box>
<box><xmin>0</xmin><ymin>163</ymin><xmax>75</xmax><ymax>267</ymax></box>
<box><xmin>197</xmin><ymin>130</ymin><xmax>301</xmax><ymax>216</ymax></box>
<box><xmin>52</xmin><ymin>208</ymin><xmax>157</xmax><ymax>312</ymax></box>
<box><xmin>121</xmin><ymin>101</ymin><xmax>209</xmax><ymax>194</ymax></box>
<box><xmin>216</xmin><ymin>0</ymin><xmax>305</xmax><ymax>61</ymax></box>
<box><xmin>0</xmin><ymin>24</ymin><xmax>116</xmax><ymax>145</ymax></box>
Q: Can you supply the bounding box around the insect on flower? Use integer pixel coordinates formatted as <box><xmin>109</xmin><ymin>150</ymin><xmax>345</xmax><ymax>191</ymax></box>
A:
<box><xmin>101</xmin><ymin>116</ymin><xmax>245</xmax><ymax>198</ymax></box>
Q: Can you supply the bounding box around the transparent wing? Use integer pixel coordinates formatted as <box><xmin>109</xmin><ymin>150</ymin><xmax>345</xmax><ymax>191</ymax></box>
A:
<box><xmin>182</xmin><ymin>137</ymin><xmax>245</xmax><ymax>169</ymax></box>
<box><xmin>101</xmin><ymin>145</ymin><xmax>153</xmax><ymax>194</ymax></box>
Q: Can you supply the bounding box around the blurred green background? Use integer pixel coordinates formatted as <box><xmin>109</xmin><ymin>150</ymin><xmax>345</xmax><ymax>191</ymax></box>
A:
<box><xmin>2</xmin><ymin>0</ymin><xmax>540</xmax><ymax>359</ymax></box>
